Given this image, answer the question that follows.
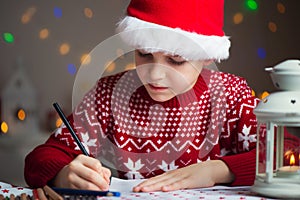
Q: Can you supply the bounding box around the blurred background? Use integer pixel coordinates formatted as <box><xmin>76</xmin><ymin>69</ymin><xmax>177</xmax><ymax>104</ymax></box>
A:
<box><xmin>0</xmin><ymin>0</ymin><xmax>299</xmax><ymax>186</ymax></box>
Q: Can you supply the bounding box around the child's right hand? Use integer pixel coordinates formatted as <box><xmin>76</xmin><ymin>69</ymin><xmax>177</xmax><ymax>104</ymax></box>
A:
<box><xmin>52</xmin><ymin>154</ymin><xmax>111</xmax><ymax>191</ymax></box>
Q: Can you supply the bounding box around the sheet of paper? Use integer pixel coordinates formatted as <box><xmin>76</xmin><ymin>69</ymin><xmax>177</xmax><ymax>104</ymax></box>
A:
<box><xmin>109</xmin><ymin>177</ymin><xmax>250</xmax><ymax>193</ymax></box>
<box><xmin>102</xmin><ymin>178</ymin><xmax>275</xmax><ymax>200</ymax></box>
<box><xmin>109</xmin><ymin>177</ymin><xmax>145</xmax><ymax>192</ymax></box>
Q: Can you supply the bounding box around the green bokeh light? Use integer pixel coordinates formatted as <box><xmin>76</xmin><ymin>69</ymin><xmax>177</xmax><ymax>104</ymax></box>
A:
<box><xmin>3</xmin><ymin>32</ymin><xmax>15</xmax><ymax>43</ymax></box>
<box><xmin>246</xmin><ymin>0</ymin><xmax>258</xmax><ymax>11</ymax></box>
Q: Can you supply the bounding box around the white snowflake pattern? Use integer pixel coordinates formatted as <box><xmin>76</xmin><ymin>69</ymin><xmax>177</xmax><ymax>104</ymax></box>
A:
<box><xmin>80</xmin><ymin>132</ymin><xmax>97</xmax><ymax>147</ymax></box>
<box><xmin>238</xmin><ymin>125</ymin><xmax>256</xmax><ymax>151</ymax></box>
<box><xmin>124</xmin><ymin>158</ymin><xmax>144</xmax><ymax>179</ymax></box>
<box><xmin>74</xmin><ymin>132</ymin><xmax>97</xmax><ymax>153</ymax></box>
<box><xmin>220</xmin><ymin>148</ymin><xmax>230</xmax><ymax>156</ymax></box>
<box><xmin>158</xmin><ymin>161</ymin><xmax>178</xmax><ymax>171</ymax></box>
<box><xmin>54</xmin><ymin>124</ymin><xmax>66</xmax><ymax>137</ymax></box>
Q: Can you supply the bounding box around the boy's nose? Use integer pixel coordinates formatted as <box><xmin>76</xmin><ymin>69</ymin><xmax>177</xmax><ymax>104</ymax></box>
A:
<box><xmin>149</xmin><ymin>63</ymin><xmax>166</xmax><ymax>81</ymax></box>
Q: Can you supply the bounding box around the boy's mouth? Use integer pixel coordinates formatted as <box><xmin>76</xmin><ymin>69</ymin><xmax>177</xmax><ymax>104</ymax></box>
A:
<box><xmin>148</xmin><ymin>83</ymin><xmax>168</xmax><ymax>90</ymax></box>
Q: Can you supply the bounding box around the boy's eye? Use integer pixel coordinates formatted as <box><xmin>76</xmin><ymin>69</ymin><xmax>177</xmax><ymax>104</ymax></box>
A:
<box><xmin>168</xmin><ymin>57</ymin><xmax>186</xmax><ymax>65</ymax></box>
<box><xmin>137</xmin><ymin>51</ymin><xmax>152</xmax><ymax>58</ymax></box>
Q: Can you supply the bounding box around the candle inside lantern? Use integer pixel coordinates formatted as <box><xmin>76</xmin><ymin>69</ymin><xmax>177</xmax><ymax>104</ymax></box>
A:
<box><xmin>277</xmin><ymin>153</ymin><xmax>300</xmax><ymax>177</ymax></box>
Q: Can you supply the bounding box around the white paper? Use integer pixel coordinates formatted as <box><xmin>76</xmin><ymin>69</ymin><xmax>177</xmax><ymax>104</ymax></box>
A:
<box><xmin>98</xmin><ymin>178</ymin><xmax>275</xmax><ymax>200</ymax></box>
<box><xmin>109</xmin><ymin>177</ymin><xmax>251</xmax><ymax>192</ymax></box>
<box><xmin>109</xmin><ymin>177</ymin><xmax>146</xmax><ymax>192</ymax></box>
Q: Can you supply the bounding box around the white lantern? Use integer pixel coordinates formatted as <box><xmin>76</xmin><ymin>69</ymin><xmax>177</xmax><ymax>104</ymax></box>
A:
<box><xmin>251</xmin><ymin>59</ymin><xmax>300</xmax><ymax>199</ymax></box>
<box><xmin>1</xmin><ymin>60</ymin><xmax>39</xmax><ymax>135</ymax></box>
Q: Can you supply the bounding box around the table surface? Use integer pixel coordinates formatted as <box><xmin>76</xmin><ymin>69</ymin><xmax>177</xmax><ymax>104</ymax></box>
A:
<box><xmin>0</xmin><ymin>179</ymin><xmax>275</xmax><ymax>200</ymax></box>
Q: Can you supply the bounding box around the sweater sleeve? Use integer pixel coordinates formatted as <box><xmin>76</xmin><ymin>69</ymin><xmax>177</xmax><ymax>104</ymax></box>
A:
<box><xmin>220</xmin><ymin>149</ymin><xmax>256</xmax><ymax>186</ymax></box>
<box><xmin>24</xmin><ymin>81</ymin><xmax>105</xmax><ymax>188</ymax></box>
<box><xmin>24</xmin><ymin>134</ymin><xmax>80</xmax><ymax>188</ymax></box>
<box><xmin>24</xmin><ymin>72</ymin><xmax>125</xmax><ymax>188</ymax></box>
<box><xmin>218</xmin><ymin>76</ymin><xmax>260</xmax><ymax>186</ymax></box>
<box><xmin>24</xmin><ymin>107</ymin><xmax>101</xmax><ymax>187</ymax></box>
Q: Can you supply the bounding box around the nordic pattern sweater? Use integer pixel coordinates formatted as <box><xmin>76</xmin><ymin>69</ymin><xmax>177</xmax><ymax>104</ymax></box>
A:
<box><xmin>25</xmin><ymin>68</ymin><xmax>259</xmax><ymax>187</ymax></box>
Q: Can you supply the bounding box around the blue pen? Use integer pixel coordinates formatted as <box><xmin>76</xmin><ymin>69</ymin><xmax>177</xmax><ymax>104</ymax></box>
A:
<box><xmin>51</xmin><ymin>187</ymin><xmax>121</xmax><ymax>197</ymax></box>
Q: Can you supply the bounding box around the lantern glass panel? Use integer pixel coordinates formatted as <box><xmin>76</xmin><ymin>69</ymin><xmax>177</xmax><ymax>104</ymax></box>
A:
<box><xmin>257</xmin><ymin>122</ymin><xmax>267</xmax><ymax>177</ymax></box>
<box><xmin>256</xmin><ymin>123</ymin><xmax>300</xmax><ymax>179</ymax></box>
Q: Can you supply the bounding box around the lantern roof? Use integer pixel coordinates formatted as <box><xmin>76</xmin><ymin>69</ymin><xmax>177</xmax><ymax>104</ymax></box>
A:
<box><xmin>255</xmin><ymin>59</ymin><xmax>300</xmax><ymax>124</ymax></box>
<box><xmin>266</xmin><ymin>59</ymin><xmax>300</xmax><ymax>73</ymax></box>
<box><xmin>254</xmin><ymin>91</ymin><xmax>300</xmax><ymax>124</ymax></box>
<box><xmin>266</xmin><ymin>59</ymin><xmax>300</xmax><ymax>91</ymax></box>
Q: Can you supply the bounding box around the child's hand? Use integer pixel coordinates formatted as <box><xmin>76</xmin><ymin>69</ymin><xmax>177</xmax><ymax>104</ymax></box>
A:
<box><xmin>132</xmin><ymin>160</ymin><xmax>234</xmax><ymax>192</ymax></box>
<box><xmin>52</xmin><ymin>154</ymin><xmax>111</xmax><ymax>191</ymax></box>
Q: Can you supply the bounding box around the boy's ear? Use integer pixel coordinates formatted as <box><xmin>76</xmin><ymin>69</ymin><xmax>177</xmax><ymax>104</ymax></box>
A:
<box><xmin>203</xmin><ymin>59</ymin><xmax>214</xmax><ymax>66</ymax></box>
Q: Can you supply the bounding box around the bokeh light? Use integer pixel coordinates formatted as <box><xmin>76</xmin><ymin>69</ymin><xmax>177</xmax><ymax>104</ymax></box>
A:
<box><xmin>1</xmin><ymin>122</ymin><xmax>8</xmax><ymax>134</ymax></box>
<box><xmin>2</xmin><ymin>32</ymin><xmax>15</xmax><ymax>43</ymax></box>
<box><xmin>84</xmin><ymin>8</ymin><xmax>93</xmax><ymax>18</ymax></box>
<box><xmin>233</xmin><ymin>12</ymin><xmax>244</xmax><ymax>24</ymax></box>
<box><xmin>21</xmin><ymin>7</ymin><xmax>37</xmax><ymax>24</ymax></box>
<box><xmin>246</xmin><ymin>0</ymin><xmax>258</xmax><ymax>11</ymax></box>
<box><xmin>105</xmin><ymin>61</ymin><xmax>116</xmax><ymax>73</ymax></box>
<box><xmin>259</xmin><ymin>91</ymin><xmax>270</xmax><ymax>99</ymax></box>
<box><xmin>59</xmin><ymin>43</ymin><xmax>70</xmax><ymax>55</ymax></box>
<box><xmin>257</xmin><ymin>48</ymin><xmax>266</xmax><ymax>59</ymax></box>
<box><xmin>39</xmin><ymin>28</ymin><xmax>49</xmax><ymax>40</ymax></box>
<box><xmin>54</xmin><ymin>7</ymin><xmax>63</xmax><ymax>18</ymax></box>
<box><xmin>268</xmin><ymin>22</ymin><xmax>277</xmax><ymax>32</ymax></box>
<box><xmin>277</xmin><ymin>2</ymin><xmax>286</xmax><ymax>14</ymax></box>
<box><xmin>56</xmin><ymin>118</ymin><xmax>62</xmax><ymax>128</ymax></box>
<box><xmin>21</xmin><ymin>14</ymin><xmax>31</xmax><ymax>24</ymax></box>
<box><xmin>81</xmin><ymin>53</ymin><xmax>91</xmax><ymax>65</ymax></box>
<box><xmin>251</xmin><ymin>90</ymin><xmax>256</xmax><ymax>97</ymax></box>
<box><xmin>17</xmin><ymin>109</ymin><xmax>26</xmax><ymax>121</ymax></box>
<box><xmin>124</xmin><ymin>63</ymin><xmax>136</xmax><ymax>71</ymax></box>
<box><xmin>67</xmin><ymin>63</ymin><xmax>77</xmax><ymax>75</ymax></box>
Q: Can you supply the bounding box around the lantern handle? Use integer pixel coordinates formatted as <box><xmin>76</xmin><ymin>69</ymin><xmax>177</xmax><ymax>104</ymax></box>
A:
<box><xmin>265</xmin><ymin>67</ymin><xmax>274</xmax><ymax>72</ymax></box>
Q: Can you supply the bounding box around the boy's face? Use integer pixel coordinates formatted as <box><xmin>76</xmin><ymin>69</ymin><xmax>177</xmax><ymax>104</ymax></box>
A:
<box><xmin>135</xmin><ymin>50</ymin><xmax>210</xmax><ymax>102</ymax></box>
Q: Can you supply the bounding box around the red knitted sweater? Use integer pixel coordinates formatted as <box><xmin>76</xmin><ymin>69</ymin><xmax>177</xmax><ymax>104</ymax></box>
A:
<box><xmin>24</xmin><ymin>68</ymin><xmax>259</xmax><ymax>188</ymax></box>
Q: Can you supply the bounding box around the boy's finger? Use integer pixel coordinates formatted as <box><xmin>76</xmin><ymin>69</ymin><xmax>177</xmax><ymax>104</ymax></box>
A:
<box><xmin>102</xmin><ymin>168</ymin><xmax>112</xmax><ymax>184</ymax></box>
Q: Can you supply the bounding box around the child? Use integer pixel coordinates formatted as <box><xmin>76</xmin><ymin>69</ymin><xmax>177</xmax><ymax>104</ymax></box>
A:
<box><xmin>24</xmin><ymin>0</ymin><xmax>259</xmax><ymax>192</ymax></box>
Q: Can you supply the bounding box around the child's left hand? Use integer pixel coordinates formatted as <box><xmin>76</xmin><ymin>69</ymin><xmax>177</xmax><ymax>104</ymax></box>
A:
<box><xmin>132</xmin><ymin>160</ymin><xmax>234</xmax><ymax>192</ymax></box>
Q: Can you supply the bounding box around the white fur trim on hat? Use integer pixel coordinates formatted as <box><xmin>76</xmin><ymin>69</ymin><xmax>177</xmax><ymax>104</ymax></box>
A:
<box><xmin>117</xmin><ymin>16</ymin><xmax>231</xmax><ymax>61</ymax></box>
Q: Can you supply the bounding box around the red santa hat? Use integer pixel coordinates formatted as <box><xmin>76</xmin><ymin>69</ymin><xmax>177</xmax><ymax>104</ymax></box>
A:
<box><xmin>116</xmin><ymin>0</ymin><xmax>230</xmax><ymax>61</ymax></box>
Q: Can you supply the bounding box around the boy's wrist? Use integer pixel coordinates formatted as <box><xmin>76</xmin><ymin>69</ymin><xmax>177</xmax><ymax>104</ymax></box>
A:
<box><xmin>208</xmin><ymin>160</ymin><xmax>235</xmax><ymax>185</ymax></box>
